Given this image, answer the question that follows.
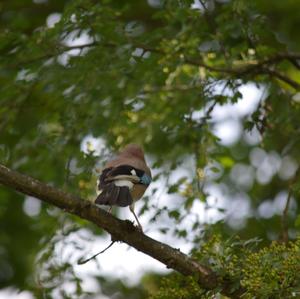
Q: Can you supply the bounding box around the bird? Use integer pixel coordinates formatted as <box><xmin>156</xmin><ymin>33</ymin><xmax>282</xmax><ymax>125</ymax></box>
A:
<box><xmin>95</xmin><ymin>144</ymin><xmax>151</xmax><ymax>231</ymax></box>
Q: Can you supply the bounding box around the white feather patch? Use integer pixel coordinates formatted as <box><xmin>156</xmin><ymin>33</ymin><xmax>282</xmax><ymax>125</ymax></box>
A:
<box><xmin>96</xmin><ymin>178</ymin><xmax>101</xmax><ymax>195</ymax></box>
<box><xmin>130</xmin><ymin>169</ymin><xmax>137</xmax><ymax>175</ymax></box>
<box><xmin>114</xmin><ymin>180</ymin><xmax>134</xmax><ymax>189</ymax></box>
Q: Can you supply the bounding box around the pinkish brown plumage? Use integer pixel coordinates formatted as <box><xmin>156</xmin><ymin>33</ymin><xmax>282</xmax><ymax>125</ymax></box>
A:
<box><xmin>95</xmin><ymin>144</ymin><xmax>151</xmax><ymax>231</ymax></box>
<box><xmin>105</xmin><ymin>144</ymin><xmax>151</xmax><ymax>178</ymax></box>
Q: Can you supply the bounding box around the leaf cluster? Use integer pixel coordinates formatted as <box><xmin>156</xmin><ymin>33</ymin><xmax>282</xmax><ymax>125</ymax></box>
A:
<box><xmin>151</xmin><ymin>235</ymin><xmax>300</xmax><ymax>298</ymax></box>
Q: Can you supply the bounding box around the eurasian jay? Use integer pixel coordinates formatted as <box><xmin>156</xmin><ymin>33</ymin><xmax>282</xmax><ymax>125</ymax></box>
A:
<box><xmin>95</xmin><ymin>144</ymin><xmax>151</xmax><ymax>231</ymax></box>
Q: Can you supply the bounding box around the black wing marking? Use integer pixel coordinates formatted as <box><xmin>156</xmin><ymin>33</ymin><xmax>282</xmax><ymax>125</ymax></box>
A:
<box><xmin>118</xmin><ymin>186</ymin><xmax>133</xmax><ymax>206</ymax></box>
<box><xmin>107</xmin><ymin>165</ymin><xmax>144</xmax><ymax>177</ymax></box>
<box><xmin>98</xmin><ymin>165</ymin><xmax>144</xmax><ymax>190</ymax></box>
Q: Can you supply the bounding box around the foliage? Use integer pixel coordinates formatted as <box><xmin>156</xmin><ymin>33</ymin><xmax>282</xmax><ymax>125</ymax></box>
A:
<box><xmin>1</xmin><ymin>0</ymin><xmax>300</xmax><ymax>298</ymax></box>
<box><xmin>152</xmin><ymin>236</ymin><xmax>300</xmax><ymax>298</ymax></box>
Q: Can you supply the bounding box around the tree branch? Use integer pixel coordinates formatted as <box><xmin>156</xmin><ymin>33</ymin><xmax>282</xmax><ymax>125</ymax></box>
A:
<box><xmin>11</xmin><ymin>40</ymin><xmax>300</xmax><ymax>90</ymax></box>
<box><xmin>0</xmin><ymin>163</ymin><xmax>244</xmax><ymax>298</ymax></box>
<box><xmin>262</xmin><ymin>67</ymin><xmax>300</xmax><ymax>90</ymax></box>
<box><xmin>184</xmin><ymin>57</ymin><xmax>300</xmax><ymax>90</ymax></box>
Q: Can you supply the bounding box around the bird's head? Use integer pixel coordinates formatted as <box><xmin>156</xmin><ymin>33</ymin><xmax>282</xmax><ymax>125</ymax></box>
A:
<box><xmin>121</xmin><ymin>144</ymin><xmax>145</xmax><ymax>161</ymax></box>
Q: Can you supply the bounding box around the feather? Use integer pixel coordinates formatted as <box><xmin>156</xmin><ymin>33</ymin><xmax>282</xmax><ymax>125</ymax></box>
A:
<box><xmin>117</xmin><ymin>186</ymin><xmax>133</xmax><ymax>206</ymax></box>
<box><xmin>95</xmin><ymin>183</ymin><xmax>132</xmax><ymax>207</ymax></box>
<box><xmin>95</xmin><ymin>144</ymin><xmax>151</xmax><ymax>208</ymax></box>
<box><xmin>95</xmin><ymin>183</ymin><xmax>119</xmax><ymax>205</ymax></box>
<box><xmin>105</xmin><ymin>174</ymin><xmax>140</xmax><ymax>183</ymax></box>
<box><xmin>114</xmin><ymin>180</ymin><xmax>134</xmax><ymax>189</ymax></box>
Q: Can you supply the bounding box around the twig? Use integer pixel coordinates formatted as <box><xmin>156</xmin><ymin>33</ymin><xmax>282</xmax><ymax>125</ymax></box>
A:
<box><xmin>263</xmin><ymin>68</ymin><xmax>300</xmax><ymax>90</ymax></box>
<box><xmin>280</xmin><ymin>168</ymin><xmax>300</xmax><ymax>243</ymax></box>
<box><xmin>141</xmin><ymin>84</ymin><xmax>204</xmax><ymax>93</ymax></box>
<box><xmin>63</xmin><ymin>156</ymin><xmax>72</xmax><ymax>189</ymax></box>
<box><xmin>281</xmin><ymin>190</ymin><xmax>292</xmax><ymax>244</ymax></box>
<box><xmin>16</xmin><ymin>42</ymin><xmax>98</xmax><ymax>67</ymax></box>
<box><xmin>77</xmin><ymin>241</ymin><xmax>115</xmax><ymax>265</ymax></box>
<box><xmin>287</xmin><ymin>57</ymin><xmax>300</xmax><ymax>70</ymax></box>
<box><xmin>198</xmin><ymin>0</ymin><xmax>207</xmax><ymax>10</ymax></box>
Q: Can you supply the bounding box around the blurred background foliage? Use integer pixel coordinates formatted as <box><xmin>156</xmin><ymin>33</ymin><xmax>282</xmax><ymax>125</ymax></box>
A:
<box><xmin>0</xmin><ymin>0</ymin><xmax>300</xmax><ymax>298</ymax></box>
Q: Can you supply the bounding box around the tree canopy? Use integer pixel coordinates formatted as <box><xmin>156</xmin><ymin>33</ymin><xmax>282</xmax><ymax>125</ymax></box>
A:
<box><xmin>1</xmin><ymin>0</ymin><xmax>300</xmax><ymax>298</ymax></box>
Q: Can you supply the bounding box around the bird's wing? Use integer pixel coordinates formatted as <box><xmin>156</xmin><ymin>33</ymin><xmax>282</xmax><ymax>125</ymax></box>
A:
<box><xmin>98</xmin><ymin>165</ymin><xmax>144</xmax><ymax>190</ymax></box>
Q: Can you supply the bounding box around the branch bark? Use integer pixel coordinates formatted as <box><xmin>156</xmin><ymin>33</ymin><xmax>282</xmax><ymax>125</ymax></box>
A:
<box><xmin>0</xmin><ymin>163</ymin><xmax>244</xmax><ymax>297</ymax></box>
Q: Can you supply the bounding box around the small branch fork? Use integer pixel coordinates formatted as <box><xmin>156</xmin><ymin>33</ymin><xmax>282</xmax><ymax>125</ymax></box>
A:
<box><xmin>0</xmin><ymin>163</ymin><xmax>244</xmax><ymax>298</ymax></box>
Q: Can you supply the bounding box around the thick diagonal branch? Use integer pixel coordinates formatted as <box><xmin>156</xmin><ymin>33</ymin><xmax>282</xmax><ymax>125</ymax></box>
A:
<box><xmin>0</xmin><ymin>163</ymin><xmax>243</xmax><ymax>298</ymax></box>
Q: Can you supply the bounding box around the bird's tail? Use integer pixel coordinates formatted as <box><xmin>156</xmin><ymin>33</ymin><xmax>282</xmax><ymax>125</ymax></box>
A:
<box><xmin>95</xmin><ymin>183</ymin><xmax>133</xmax><ymax>207</ymax></box>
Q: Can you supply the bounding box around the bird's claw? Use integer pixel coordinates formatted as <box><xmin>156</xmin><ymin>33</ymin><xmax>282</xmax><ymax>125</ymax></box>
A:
<box><xmin>136</xmin><ymin>223</ymin><xmax>143</xmax><ymax>233</ymax></box>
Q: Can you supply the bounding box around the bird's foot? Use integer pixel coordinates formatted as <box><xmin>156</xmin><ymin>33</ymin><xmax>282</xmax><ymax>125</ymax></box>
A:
<box><xmin>136</xmin><ymin>223</ymin><xmax>143</xmax><ymax>233</ymax></box>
